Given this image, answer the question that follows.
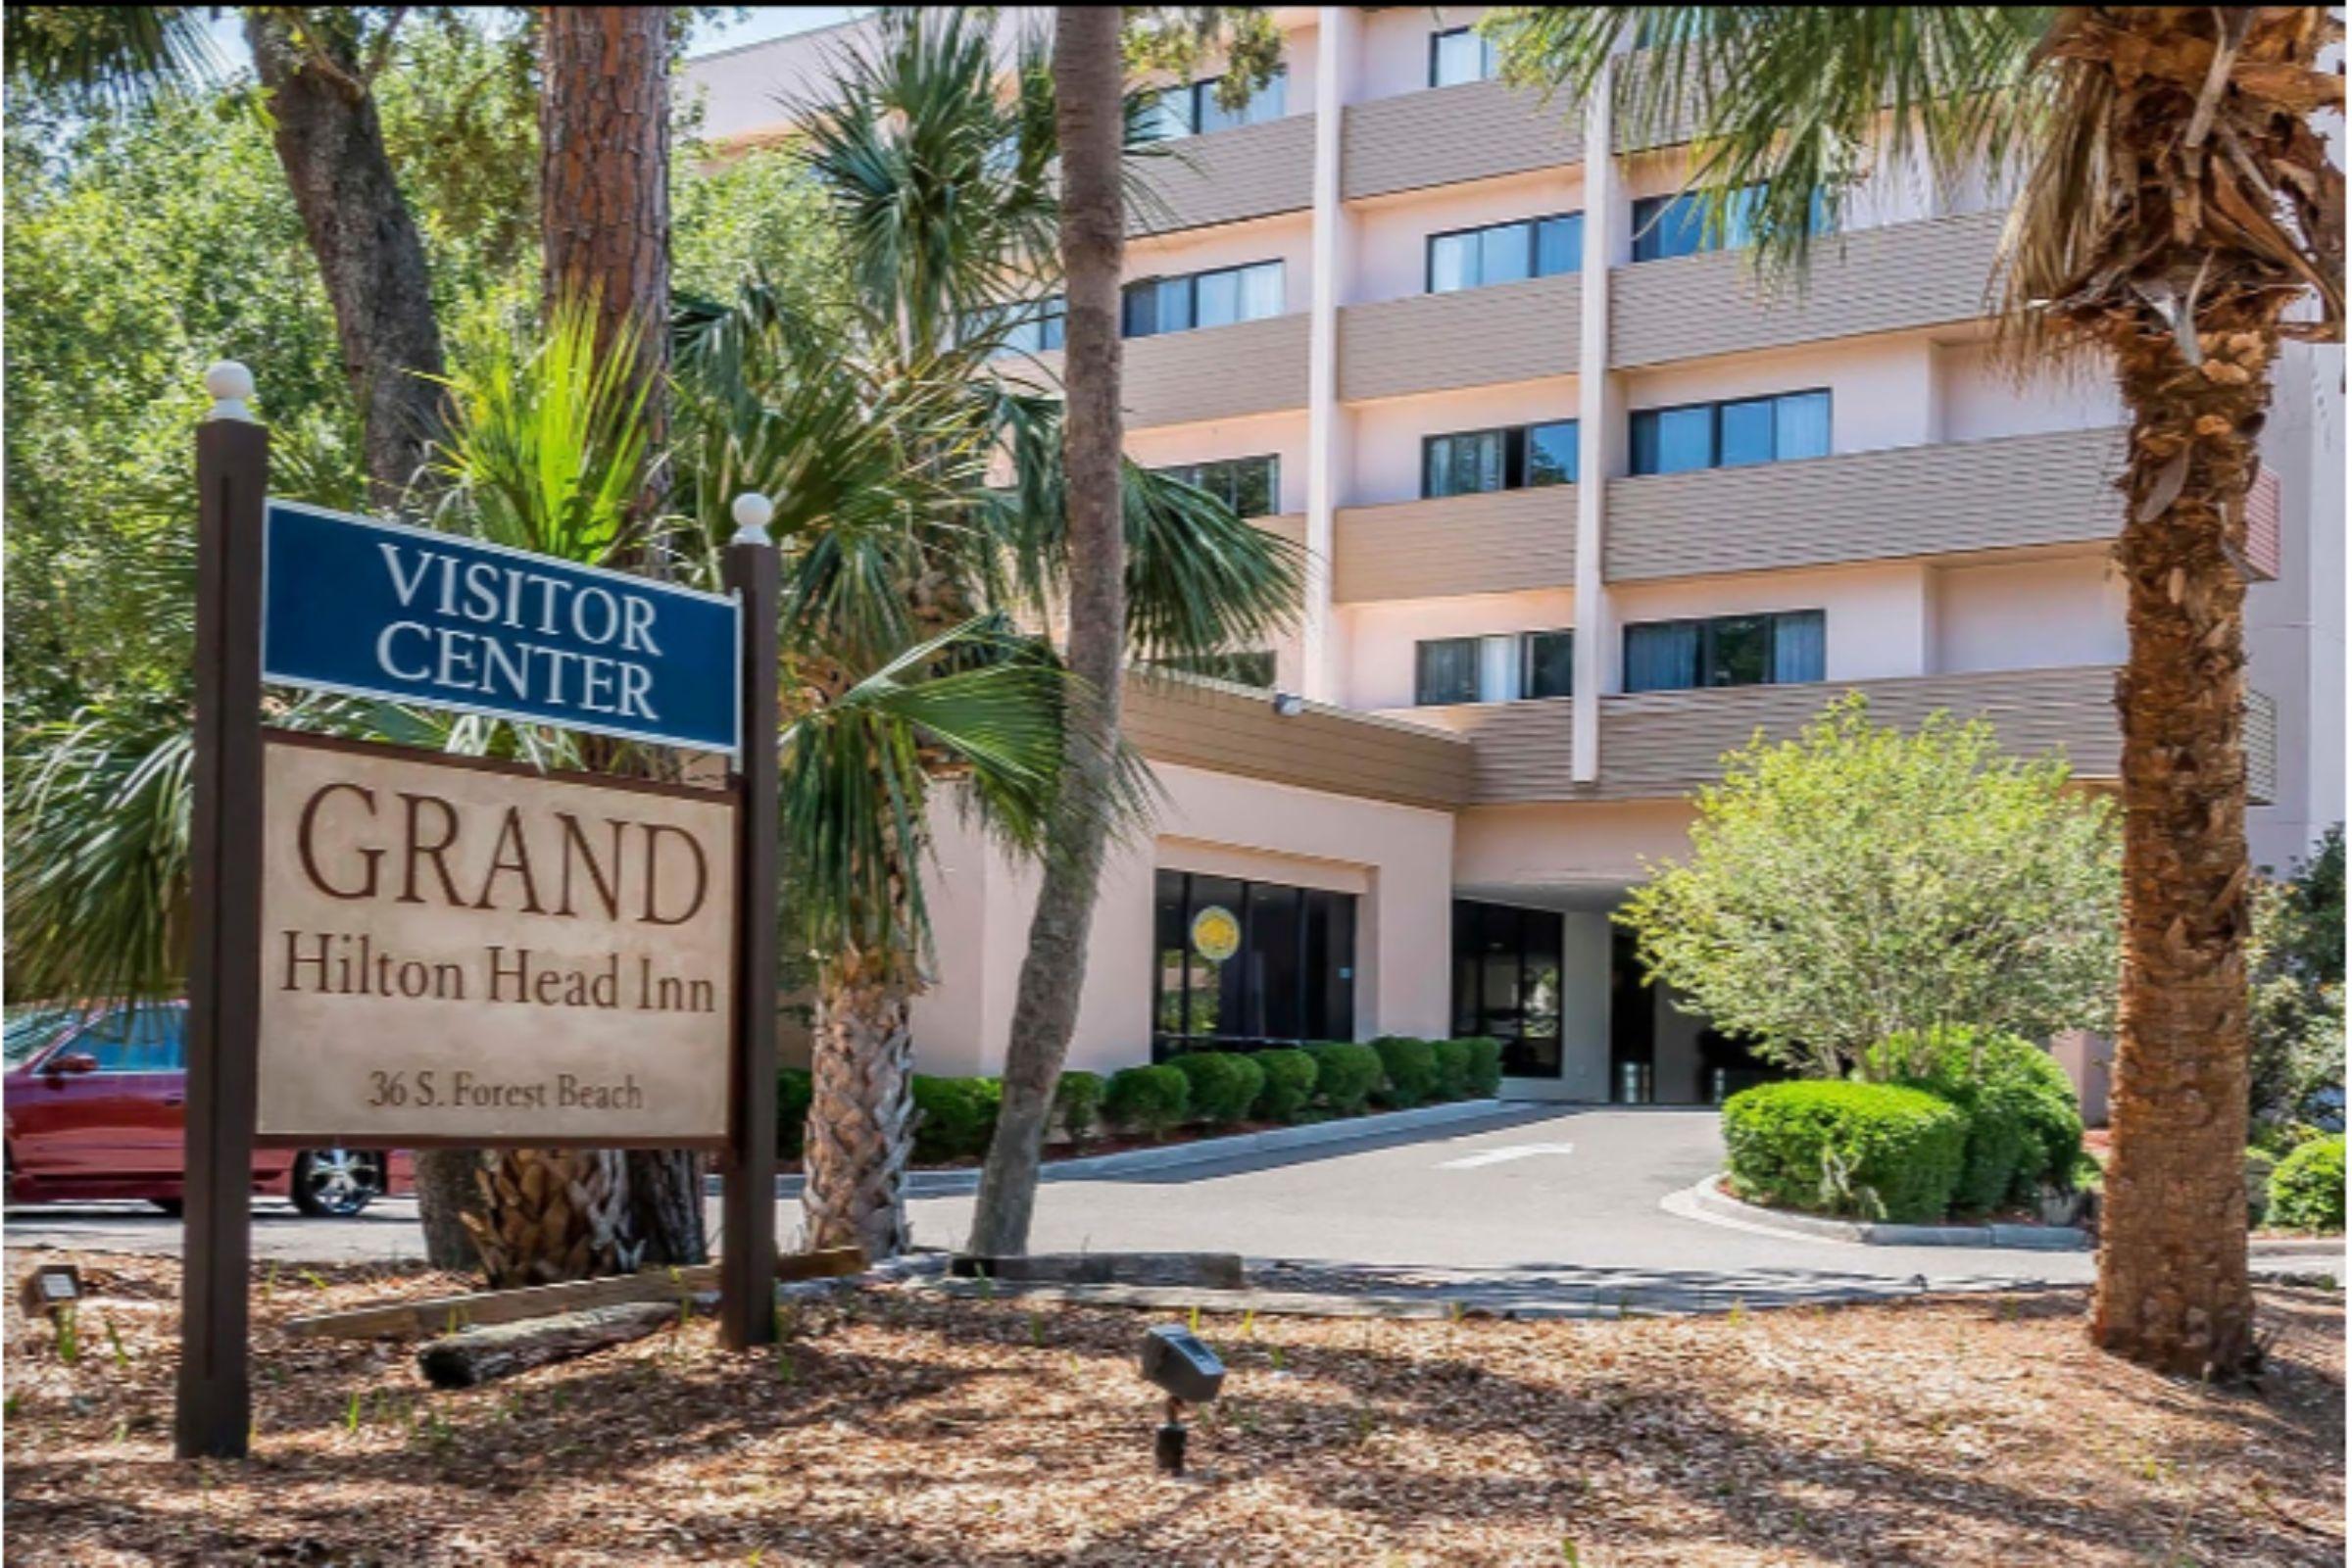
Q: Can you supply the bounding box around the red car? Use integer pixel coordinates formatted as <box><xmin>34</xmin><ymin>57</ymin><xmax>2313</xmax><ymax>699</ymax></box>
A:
<box><xmin>4</xmin><ymin>1002</ymin><xmax>408</xmax><ymax>1216</ymax></box>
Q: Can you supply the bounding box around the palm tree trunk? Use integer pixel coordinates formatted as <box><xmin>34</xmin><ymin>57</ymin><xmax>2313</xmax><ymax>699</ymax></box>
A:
<box><xmin>967</xmin><ymin>5</ymin><xmax>1130</xmax><ymax>1258</ymax></box>
<box><xmin>2090</xmin><ymin>308</ymin><xmax>2278</xmax><ymax>1377</ymax></box>
<box><xmin>520</xmin><ymin>5</ymin><xmax>703</xmax><ymax>1269</ymax></box>
<box><xmin>803</xmin><ymin>949</ymin><xmax>915</xmax><ymax>1258</ymax></box>
<box><xmin>242</xmin><ymin>11</ymin><xmax>447</xmax><ymax>510</ymax></box>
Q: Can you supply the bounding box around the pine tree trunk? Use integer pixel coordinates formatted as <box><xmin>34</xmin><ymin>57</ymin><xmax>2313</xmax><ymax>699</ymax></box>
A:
<box><xmin>965</xmin><ymin>5</ymin><xmax>1129</xmax><ymax>1259</ymax></box>
<box><xmin>2089</xmin><ymin>308</ymin><xmax>2277</xmax><ymax>1378</ymax></box>
<box><xmin>242</xmin><ymin>12</ymin><xmax>447</xmax><ymax>510</ymax></box>
<box><xmin>528</xmin><ymin>6</ymin><xmax>703</xmax><ymax>1269</ymax></box>
<box><xmin>804</xmin><ymin>952</ymin><xmax>915</xmax><ymax>1258</ymax></box>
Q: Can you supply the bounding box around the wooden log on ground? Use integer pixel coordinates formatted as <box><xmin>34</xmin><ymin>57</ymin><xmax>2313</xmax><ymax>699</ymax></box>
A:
<box><xmin>950</xmin><ymin>1252</ymin><xmax>1245</xmax><ymax>1289</ymax></box>
<box><xmin>290</xmin><ymin>1248</ymin><xmax>870</xmax><ymax>1341</ymax></box>
<box><xmin>417</xmin><ymin>1300</ymin><xmax>685</xmax><ymax>1389</ymax></box>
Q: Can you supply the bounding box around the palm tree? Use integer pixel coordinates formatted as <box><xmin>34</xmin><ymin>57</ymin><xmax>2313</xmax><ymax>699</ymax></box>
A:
<box><xmin>1489</xmin><ymin>5</ymin><xmax>2342</xmax><ymax>1376</ymax></box>
<box><xmin>5</xmin><ymin>6</ymin><xmax>449</xmax><ymax>508</ymax></box>
<box><xmin>710</xmin><ymin>8</ymin><xmax>1302</xmax><ymax>1257</ymax></box>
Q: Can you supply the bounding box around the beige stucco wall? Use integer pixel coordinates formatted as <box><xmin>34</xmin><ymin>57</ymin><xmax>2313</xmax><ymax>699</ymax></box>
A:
<box><xmin>907</xmin><ymin>761</ymin><xmax>1457</xmax><ymax>1077</ymax></box>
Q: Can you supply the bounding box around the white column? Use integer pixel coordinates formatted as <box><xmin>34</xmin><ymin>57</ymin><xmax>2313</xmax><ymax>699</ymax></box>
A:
<box><xmin>1571</xmin><ymin>63</ymin><xmax>1616</xmax><ymax>782</ymax></box>
<box><xmin>1301</xmin><ymin>6</ymin><xmax>1357</xmax><ymax>704</ymax></box>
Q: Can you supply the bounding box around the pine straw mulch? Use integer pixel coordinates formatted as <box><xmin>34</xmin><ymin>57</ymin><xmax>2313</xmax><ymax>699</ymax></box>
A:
<box><xmin>3</xmin><ymin>1251</ymin><xmax>2342</xmax><ymax>1567</ymax></box>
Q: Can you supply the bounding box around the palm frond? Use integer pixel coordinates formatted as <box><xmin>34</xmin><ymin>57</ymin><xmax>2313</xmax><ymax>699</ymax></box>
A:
<box><xmin>5</xmin><ymin>5</ymin><xmax>219</xmax><ymax>107</ymax></box>
<box><xmin>1487</xmin><ymin>7</ymin><xmax>2047</xmax><ymax>285</ymax></box>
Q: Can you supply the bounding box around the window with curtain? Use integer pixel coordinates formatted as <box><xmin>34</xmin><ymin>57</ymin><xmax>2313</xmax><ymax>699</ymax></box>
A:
<box><xmin>1423</xmin><ymin>419</ymin><xmax>1579</xmax><ymax>497</ymax></box>
<box><xmin>1158</xmin><ymin>454</ymin><xmax>1280</xmax><ymax>517</ymax></box>
<box><xmin>1522</xmin><ymin>631</ymin><xmax>1575</xmax><ymax>700</ymax></box>
<box><xmin>1629</xmin><ymin>390</ymin><xmax>1831</xmax><ymax>475</ymax></box>
<box><xmin>974</xmin><ymin>295</ymin><xmax>1064</xmax><ymax>356</ymax></box>
<box><xmin>1426</xmin><ymin>213</ymin><xmax>1583</xmax><ymax>294</ymax></box>
<box><xmin>1623</xmin><ymin>611</ymin><xmax>1826</xmax><ymax>692</ymax></box>
<box><xmin>1416</xmin><ymin>631</ymin><xmax>1573</xmax><ymax>706</ymax></box>
<box><xmin>1123</xmin><ymin>261</ymin><xmax>1284</xmax><ymax>338</ymax></box>
<box><xmin>1429</xmin><ymin>25</ymin><xmax>1499</xmax><ymax>86</ymax></box>
<box><xmin>1415</xmin><ymin>637</ymin><xmax>1482</xmax><ymax>705</ymax></box>
<box><xmin>1143</xmin><ymin>67</ymin><xmax>1288</xmax><ymax>140</ymax></box>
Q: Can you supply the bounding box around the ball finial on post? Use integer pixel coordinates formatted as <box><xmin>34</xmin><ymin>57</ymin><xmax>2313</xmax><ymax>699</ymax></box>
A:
<box><xmin>731</xmin><ymin>491</ymin><xmax>775</xmax><ymax>547</ymax></box>
<box><xmin>203</xmin><ymin>361</ymin><xmax>258</xmax><ymax>424</ymax></box>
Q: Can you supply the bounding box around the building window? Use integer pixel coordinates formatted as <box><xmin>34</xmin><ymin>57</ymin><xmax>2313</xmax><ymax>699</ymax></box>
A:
<box><xmin>1123</xmin><ymin>261</ymin><xmax>1284</xmax><ymax>338</ymax></box>
<box><xmin>1631</xmin><ymin>186</ymin><xmax>1830</xmax><ymax>264</ymax></box>
<box><xmin>1152</xmin><ymin>650</ymin><xmax>1277</xmax><ymax>688</ymax></box>
<box><xmin>1427</xmin><ymin>213</ymin><xmax>1583</xmax><ymax>293</ymax></box>
<box><xmin>1629</xmin><ymin>390</ymin><xmax>1830</xmax><ymax>475</ymax></box>
<box><xmin>972</xmin><ymin>295</ymin><xmax>1064</xmax><ymax>356</ymax></box>
<box><xmin>1429</xmin><ymin>25</ymin><xmax>1499</xmax><ymax>87</ymax></box>
<box><xmin>1143</xmin><ymin>67</ymin><xmax>1288</xmax><ymax>139</ymax></box>
<box><xmin>1423</xmin><ymin>419</ymin><xmax>1579</xmax><ymax>497</ymax></box>
<box><xmin>1154</xmin><ymin>869</ymin><xmax>1356</xmax><ymax>1054</ymax></box>
<box><xmin>1452</xmin><ymin>901</ymin><xmax>1564</xmax><ymax>1077</ymax></box>
<box><xmin>1622</xmin><ymin>610</ymin><xmax>1826</xmax><ymax>693</ymax></box>
<box><xmin>1415</xmin><ymin>630</ymin><xmax>1573</xmax><ymax>706</ymax></box>
<box><xmin>1157</xmin><ymin>454</ymin><xmax>1280</xmax><ymax>517</ymax></box>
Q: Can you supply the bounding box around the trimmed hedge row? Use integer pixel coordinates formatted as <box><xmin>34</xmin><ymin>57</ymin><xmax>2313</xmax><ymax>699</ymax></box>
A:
<box><xmin>775</xmin><ymin>1036</ymin><xmax>1505</xmax><ymax>1165</ymax></box>
<box><xmin>1724</xmin><ymin>1031</ymin><xmax>2090</xmax><ymax>1225</ymax></box>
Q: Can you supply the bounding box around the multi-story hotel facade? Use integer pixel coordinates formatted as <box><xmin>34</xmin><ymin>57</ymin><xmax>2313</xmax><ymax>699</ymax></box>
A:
<box><xmin>687</xmin><ymin>8</ymin><xmax>2345</xmax><ymax>1106</ymax></box>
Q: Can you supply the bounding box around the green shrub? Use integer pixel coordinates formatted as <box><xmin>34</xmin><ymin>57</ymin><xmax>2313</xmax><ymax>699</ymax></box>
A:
<box><xmin>1305</xmin><ymin>1042</ymin><xmax>1383</xmax><ymax>1115</ymax></box>
<box><xmin>1104</xmin><ymin>1063</ymin><xmax>1190</xmax><ymax>1138</ymax></box>
<box><xmin>2244</xmin><ymin>1147</ymin><xmax>2278</xmax><ymax>1227</ymax></box>
<box><xmin>777</xmin><ymin>1067</ymin><xmax>813</xmax><ymax>1159</ymax></box>
<box><xmin>1430</xmin><ymin>1038</ymin><xmax>1472</xmax><ymax>1101</ymax></box>
<box><xmin>1252</xmin><ymin>1048</ymin><xmax>1319</xmax><ymax>1123</ymax></box>
<box><xmin>1722</xmin><ymin>1080</ymin><xmax>1968</xmax><ymax>1224</ymax></box>
<box><xmin>1054</xmin><ymin>1070</ymin><xmax>1104</xmax><ymax>1145</ymax></box>
<box><xmin>911</xmin><ymin>1076</ymin><xmax>1002</xmax><ymax>1164</ymax></box>
<box><xmin>1888</xmin><ymin>1029</ymin><xmax>2085</xmax><ymax>1208</ymax></box>
<box><xmin>1369</xmin><ymin>1036</ymin><xmax>1439</xmax><ymax>1109</ymax></box>
<box><xmin>1170</xmin><ymin>1051</ymin><xmax>1266</xmax><ymax>1126</ymax></box>
<box><xmin>1458</xmin><ymin>1037</ymin><xmax>1503</xmax><ymax>1098</ymax></box>
<box><xmin>2269</xmin><ymin>1134</ymin><xmax>2346</xmax><ymax>1233</ymax></box>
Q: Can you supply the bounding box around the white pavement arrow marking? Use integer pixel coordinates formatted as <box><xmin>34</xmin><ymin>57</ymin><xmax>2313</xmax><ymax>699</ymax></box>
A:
<box><xmin>1437</xmin><ymin>1143</ymin><xmax>1577</xmax><ymax>1170</ymax></box>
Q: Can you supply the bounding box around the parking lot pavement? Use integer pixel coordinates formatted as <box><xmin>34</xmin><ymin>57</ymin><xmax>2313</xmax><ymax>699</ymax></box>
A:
<box><xmin>11</xmin><ymin>1109</ymin><xmax>2336</xmax><ymax>1306</ymax></box>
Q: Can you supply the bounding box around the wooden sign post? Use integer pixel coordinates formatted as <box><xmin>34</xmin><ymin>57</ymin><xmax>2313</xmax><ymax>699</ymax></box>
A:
<box><xmin>175</xmin><ymin>367</ymin><xmax>780</xmax><ymax>1458</ymax></box>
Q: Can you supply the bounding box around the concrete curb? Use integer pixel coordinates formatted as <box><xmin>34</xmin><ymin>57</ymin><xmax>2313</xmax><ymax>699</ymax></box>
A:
<box><xmin>1686</xmin><ymin>1176</ymin><xmax>2092</xmax><ymax>1250</ymax></box>
<box><xmin>762</xmin><ymin>1100</ymin><xmax>1528</xmax><ymax>1199</ymax></box>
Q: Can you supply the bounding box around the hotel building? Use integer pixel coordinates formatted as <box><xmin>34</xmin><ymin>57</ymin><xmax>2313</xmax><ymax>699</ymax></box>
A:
<box><xmin>687</xmin><ymin>8</ymin><xmax>2345</xmax><ymax>1106</ymax></box>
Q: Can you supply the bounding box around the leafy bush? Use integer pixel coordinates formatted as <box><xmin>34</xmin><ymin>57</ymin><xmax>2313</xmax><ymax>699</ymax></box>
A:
<box><xmin>911</xmin><ymin>1075</ymin><xmax>1001</xmax><ymax>1164</ymax></box>
<box><xmin>1104</xmin><ymin>1064</ymin><xmax>1190</xmax><ymax>1139</ymax></box>
<box><xmin>2269</xmin><ymin>1134</ymin><xmax>2346</xmax><ymax>1233</ymax></box>
<box><xmin>1170</xmin><ymin>1051</ymin><xmax>1266</xmax><ymax>1126</ymax></box>
<box><xmin>1430</xmin><ymin>1038</ymin><xmax>1472</xmax><ymax>1101</ymax></box>
<box><xmin>1305</xmin><ymin>1042</ymin><xmax>1383</xmax><ymax>1115</ymax></box>
<box><xmin>1369</xmin><ymin>1036</ymin><xmax>1439</xmax><ymax>1109</ymax></box>
<box><xmin>1252</xmin><ymin>1048</ymin><xmax>1319</xmax><ymax>1123</ymax></box>
<box><xmin>1887</xmin><ymin>1028</ymin><xmax>2085</xmax><ymax>1209</ymax></box>
<box><xmin>777</xmin><ymin>1067</ymin><xmax>813</xmax><ymax>1159</ymax></box>
<box><xmin>1458</xmin><ymin>1037</ymin><xmax>1503</xmax><ymax>1098</ymax></box>
<box><xmin>1054</xmin><ymin>1070</ymin><xmax>1104</xmax><ymax>1146</ymax></box>
<box><xmin>1722</xmin><ymin>1080</ymin><xmax>1968</xmax><ymax>1224</ymax></box>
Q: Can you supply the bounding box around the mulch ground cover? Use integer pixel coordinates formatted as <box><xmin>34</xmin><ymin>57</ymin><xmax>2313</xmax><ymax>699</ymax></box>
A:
<box><xmin>4</xmin><ymin>1250</ymin><xmax>2341</xmax><ymax>1566</ymax></box>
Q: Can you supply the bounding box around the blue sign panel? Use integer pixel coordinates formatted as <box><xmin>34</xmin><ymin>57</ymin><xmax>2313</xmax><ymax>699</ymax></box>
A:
<box><xmin>262</xmin><ymin>501</ymin><xmax>740</xmax><ymax>755</ymax></box>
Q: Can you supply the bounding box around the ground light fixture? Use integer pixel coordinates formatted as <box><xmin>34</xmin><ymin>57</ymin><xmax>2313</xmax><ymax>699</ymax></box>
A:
<box><xmin>1270</xmin><ymin>691</ymin><xmax>1305</xmax><ymax>716</ymax></box>
<box><xmin>17</xmin><ymin>1262</ymin><xmax>81</xmax><ymax>1321</ymax></box>
<box><xmin>1139</xmin><ymin>1323</ymin><xmax>1226</xmax><ymax>1475</ymax></box>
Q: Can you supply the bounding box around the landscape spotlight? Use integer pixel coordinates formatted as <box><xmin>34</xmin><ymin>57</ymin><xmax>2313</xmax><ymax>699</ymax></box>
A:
<box><xmin>17</xmin><ymin>1262</ymin><xmax>81</xmax><ymax>1321</ymax></box>
<box><xmin>1270</xmin><ymin>691</ymin><xmax>1305</xmax><ymax>717</ymax></box>
<box><xmin>1139</xmin><ymin>1323</ymin><xmax>1225</xmax><ymax>1475</ymax></box>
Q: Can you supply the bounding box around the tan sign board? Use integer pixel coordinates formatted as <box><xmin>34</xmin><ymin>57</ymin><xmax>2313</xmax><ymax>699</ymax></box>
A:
<box><xmin>257</xmin><ymin>733</ymin><xmax>737</xmax><ymax>1145</ymax></box>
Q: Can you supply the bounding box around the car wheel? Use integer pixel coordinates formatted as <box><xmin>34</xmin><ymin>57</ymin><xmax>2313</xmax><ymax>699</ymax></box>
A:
<box><xmin>291</xmin><ymin>1149</ymin><xmax>384</xmax><ymax>1217</ymax></box>
<box><xmin>150</xmin><ymin>1198</ymin><xmax>184</xmax><ymax>1216</ymax></box>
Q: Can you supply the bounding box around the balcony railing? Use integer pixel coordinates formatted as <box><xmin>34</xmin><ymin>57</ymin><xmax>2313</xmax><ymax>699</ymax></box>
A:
<box><xmin>1390</xmin><ymin>665</ymin><xmax>2129</xmax><ymax>805</ymax></box>
<box><xmin>1605</xmin><ymin>426</ymin><xmax>2128</xmax><ymax>583</ymax></box>
<box><xmin>1333</xmin><ymin>486</ymin><xmax>1577</xmax><ymax>603</ymax></box>
<box><xmin>1132</xmin><ymin>116</ymin><xmax>1316</xmax><ymax>236</ymax></box>
<box><xmin>1610</xmin><ymin>211</ymin><xmax>2007</xmax><ymax>370</ymax></box>
<box><xmin>1016</xmin><ymin>312</ymin><xmax>1311</xmax><ymax>429</ymax></box>
<box><xmin>1343</xmin><ymin>78</ymin><xmax>1585</xmax><ymax>203</ymax></box>
<box><xmin>1338</xmin><ymin>272</ymin><xmax>1583</xmax><ymax>404</ymax></box>
<box><xmin>1125</xmin><ymin>668</ymin><xmax>1473</xmax><ymax>811</ymax></box>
